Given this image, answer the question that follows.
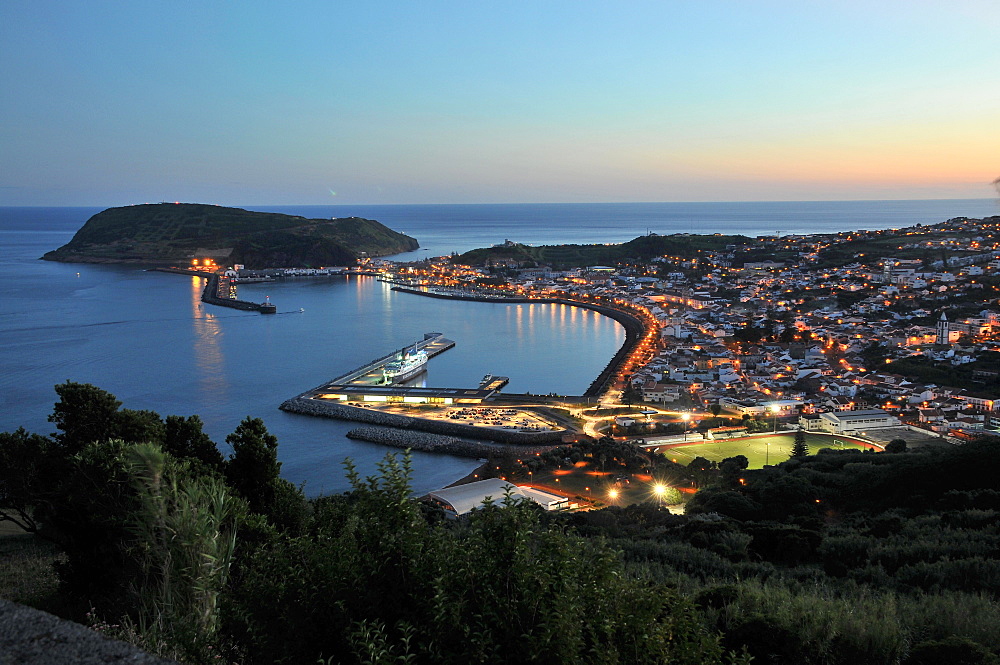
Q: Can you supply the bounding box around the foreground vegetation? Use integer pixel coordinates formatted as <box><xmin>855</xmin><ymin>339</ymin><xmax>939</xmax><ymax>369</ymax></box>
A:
<box><xmin>2</xmin><ymin>382</ymin><xmax>1000</xmax><ymax>664</ymax></box>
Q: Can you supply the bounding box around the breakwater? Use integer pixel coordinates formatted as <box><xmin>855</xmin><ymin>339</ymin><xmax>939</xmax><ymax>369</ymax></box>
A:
<box><xmin>280</xmin><ymin>396</ymin><xmax>566</xmax><ymax>444</ymax></box>
<box><xmin>345</xmin><ymin>425</ymin><xmax>558</xmax><ymax>458</ymax></box>
<box><xmin>201</xmin><ymin>274</ymin><xmax>271</xmax><ymax>312</ymax></box>
<box><xmin>153</xmin><ymin>268</ymin><xmax>272</xmax><ymax>312</ymax></box>
<box><xmin>389</xmin><ymin>286</ymin><xmax>648</xmax><ymax>397</ymax></box>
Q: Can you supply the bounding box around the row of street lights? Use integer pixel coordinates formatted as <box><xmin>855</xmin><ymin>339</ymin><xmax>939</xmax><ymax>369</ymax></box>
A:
<box><xmin>603</xmin><ymin>482</ymin><xmax>671</xmax><ymax>506</ymax></box>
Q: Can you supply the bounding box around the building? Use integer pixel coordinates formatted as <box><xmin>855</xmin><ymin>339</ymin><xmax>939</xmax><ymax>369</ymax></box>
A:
<box><xmin>719</xmin><ymin>397</ymin><xmax>801</xmax><ymax>416</ymax></box>
<box><xmin>936</xmin><ymin>312</ymin><xmax>962</xmax><ymax>344</ymax></box>
<box><xmin>426</xmin><ymin>478</ymin><xmax>569</xmax><ymax>517</ymax></box>
<box><xmin>217</xmin><ymin>268</ymin><xmax>238</xmax><ymax>299</ymax></box>
<box><xmin>818</xmin><ymin>409</ymin><xmax>900</xmax><ymax>434</ymax></box>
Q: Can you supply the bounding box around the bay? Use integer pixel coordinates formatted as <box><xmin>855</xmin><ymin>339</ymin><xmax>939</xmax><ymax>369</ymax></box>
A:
<box><xmin>1</xmin><ymin>199</ymin><xmax>997</xmax><ymax>495</ymax></box>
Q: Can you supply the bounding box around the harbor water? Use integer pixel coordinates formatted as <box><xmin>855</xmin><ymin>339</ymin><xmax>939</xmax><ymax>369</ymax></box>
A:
<box><xmin>1</xmin><ymin>199</ymin><xmax>997</xmax><ymax>494</ymax></box>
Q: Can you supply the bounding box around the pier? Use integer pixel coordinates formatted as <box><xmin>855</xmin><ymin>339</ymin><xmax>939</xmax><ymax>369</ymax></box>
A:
<box><xmin>327</xmin><ymin>332</ymin><xmax>456</xmax><ymax>387</ymax></box>
<box><xmin>286</xmin><ymin>331</ymin><xmax>512</xmax><ymax>405</ymax></box>
<box><xmin>280</xmin><ymin>332</ymin><xmax>575</xmax><ymax>445</ymax></box>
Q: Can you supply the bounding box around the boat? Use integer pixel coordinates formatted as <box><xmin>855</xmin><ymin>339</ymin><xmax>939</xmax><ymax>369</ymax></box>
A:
<box><xmin>382</xmin><ymin>346</ymin><xmax>428</xmax><ymax>383</ymax></box>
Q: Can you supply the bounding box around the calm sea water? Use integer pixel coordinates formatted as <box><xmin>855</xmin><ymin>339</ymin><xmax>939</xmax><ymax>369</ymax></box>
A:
<box><xmin>254</xmin><ymin>199</ymin><xmax>1000</xmax><ymax>259</ymax></box>
<box><xmin>1</xmin><ymin>200</ymin><xmax>997</xmax><ymax>494</ymax></box>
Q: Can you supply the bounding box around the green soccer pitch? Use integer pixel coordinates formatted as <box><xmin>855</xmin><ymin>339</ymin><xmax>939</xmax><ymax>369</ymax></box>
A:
<box><xmin>653</xmin><ymin>433</ymin><xmax>878</xmax><ymax>469</ymax></box>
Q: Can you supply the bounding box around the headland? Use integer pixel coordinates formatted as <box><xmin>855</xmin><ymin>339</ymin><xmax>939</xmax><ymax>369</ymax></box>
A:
<box><xmin>41</xmin><ymin>202</ymin><xmax>418</xmax><ymax>267</ymax></box>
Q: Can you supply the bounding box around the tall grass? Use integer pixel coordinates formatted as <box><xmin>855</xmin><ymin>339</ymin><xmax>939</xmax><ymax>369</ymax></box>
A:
<box><xmin>126</xmin><ymin>444</ymin><xmax>242</xmax><ymax>660</ymax></box>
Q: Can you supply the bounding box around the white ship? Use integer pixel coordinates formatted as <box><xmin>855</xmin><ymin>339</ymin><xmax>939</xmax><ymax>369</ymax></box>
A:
<box><xmin>382</xmin><ymin>346</ymin><xmax>428</xmax><ymax>383</ymax></box>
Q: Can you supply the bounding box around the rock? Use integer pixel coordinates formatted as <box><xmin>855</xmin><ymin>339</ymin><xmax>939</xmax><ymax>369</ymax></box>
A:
<box><xmin>0</xmin><ymin>598</ymin><xmax>178</xmax><ymax>664</ymax></box>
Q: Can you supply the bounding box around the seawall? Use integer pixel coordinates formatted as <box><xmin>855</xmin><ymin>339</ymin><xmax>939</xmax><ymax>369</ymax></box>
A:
<box><xmin>152</xmin><ymin>268</ymin><xmax>267</xmax><ymax>312</ymax></box>
<box><xmin>280</xmin><ymin>397</ymin><xmax>566</xmax><ymax>444</ymax></box>
<box><xmin>201</xmin><ymin>274</ymin><xmax>268</xmax><ymax>311</ymax></box>
<box><xmin>345</xmin><ymin>425</ymin><xmax>558</xmax><ymax>459</ymax></box>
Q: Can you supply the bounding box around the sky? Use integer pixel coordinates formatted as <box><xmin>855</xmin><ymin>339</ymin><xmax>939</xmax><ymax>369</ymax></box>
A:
<box><xmin>2</xmin><ymin>1</ymin><xmax>999</xmax><ymax>206</ymax></box>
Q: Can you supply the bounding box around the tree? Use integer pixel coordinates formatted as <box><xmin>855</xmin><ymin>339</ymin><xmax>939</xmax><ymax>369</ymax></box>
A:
<box><xmin>164</xmin><ymin>415</ymin><xmax>224</xmax><ymax>471</ymax></box>
<box><xmin>48</xmin><ymin>383</ymin><xmax>167</xmax><ymax>452</ymax></box>
<box><xmin>115</xmin><ymin>408</ymin><xmax>165</xmax><ymax>446</ymax></box>
<box><xmin>886</xmin><ymin>438</ymin><xmax>908</xmax><ymax>454</ymax></box>
<box><xmin>688</xmin><ymin>456</ymin><xmax>718</xmax><ymax>488</ymax></box>
<box><xmin>44</xmin><ymin>438</ymin><xmax>143</xmax><ymax>613</ymax></box>
<box><xmin>0</xmin><ymin>428</ymin><xmax>52</xmax><ymax>532</ymax></box>
<box><xmin>622</xmin><ymin>383</ymin><xmax>643</xmax><ymax>406</ymax></box>
<box><xmin>49</xmin><ymin>381</ymin><xmax>122</xmax><ymax>453</ymax></box>
<box><xmin>791</xmin><ymin>428</ymin><xmax>809</xmax><ymax>457</ymax></box>
<box><xmin>710</xmin><ymin>403</ymin><xmax>722</xmax><ymax>417</ymax></box>
<box><xmin>225</xmin><ymin>417</ymin><xmax>281</xmax><ymax>517</ymax></box>
<box><xmin>860</xmin><ymin>341</ymin><xmax>888</xmax><ymax>367</ymax></box>
<box><xmin>719</xmin><ymin>455</ymin><xmax>749</xmax><ymax>487</ymax></box>
<box><xmin>734</xmin><ymin>323</ymin><xmax>763</xmax><ymax>345</ymax></box>
<box><xmin>228</xmin><ymin>454</ymin><xmax>734</xmax><ymax>665</ymax></box>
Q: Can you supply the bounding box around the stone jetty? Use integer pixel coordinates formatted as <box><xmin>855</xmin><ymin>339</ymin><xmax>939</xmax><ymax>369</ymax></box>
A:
<box><xmin>345</xmin><ymin>426</ymin><xmax>558</xmax><ymax>458</ymax></box>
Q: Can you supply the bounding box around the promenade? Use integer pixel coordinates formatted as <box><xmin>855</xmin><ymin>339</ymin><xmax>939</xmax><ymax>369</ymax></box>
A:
<box><xmin>389</xmin><ymin>283</ymin><xmax>657</xmax><ymax>399</ymax></box>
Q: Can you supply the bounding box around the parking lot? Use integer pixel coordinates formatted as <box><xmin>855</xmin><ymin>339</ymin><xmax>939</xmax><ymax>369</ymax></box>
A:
<box><xmin>368</xmin><ymin>403</ymin><xmax>558</xmax><ymax>432</ymax></box>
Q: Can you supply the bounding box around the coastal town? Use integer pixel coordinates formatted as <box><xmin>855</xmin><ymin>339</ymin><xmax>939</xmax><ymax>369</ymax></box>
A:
<box><xmin>369</xmin><ymin>215</ymin><xmax>1000</xmax><ymax>447</ymax></box>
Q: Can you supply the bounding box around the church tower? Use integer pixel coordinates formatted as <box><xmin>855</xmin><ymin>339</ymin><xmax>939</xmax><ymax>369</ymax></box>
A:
<box><xmin>936</xmin><ymin>312</ymin><xmax>950</xmax><ymax>345</ymax></box>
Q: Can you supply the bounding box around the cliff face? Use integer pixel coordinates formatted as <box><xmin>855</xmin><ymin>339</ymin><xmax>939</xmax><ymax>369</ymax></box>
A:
<box><xmin>42</xmin><ymin>203</ymin><xmax>419</xmax><ymax>268</ymax></box>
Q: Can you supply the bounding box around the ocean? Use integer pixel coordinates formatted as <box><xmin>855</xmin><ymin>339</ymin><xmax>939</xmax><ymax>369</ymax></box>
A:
<box><xmin>1</xmin><ymin>199</ymin><xmax>997</xmax><ymax>495</ymax></box>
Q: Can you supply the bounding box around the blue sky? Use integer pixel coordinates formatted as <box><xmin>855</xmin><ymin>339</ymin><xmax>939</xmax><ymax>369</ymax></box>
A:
<box><xmin>2</xmin><ymin>1</ymin><xmax>998</xmax><ymax>206</ymax></box>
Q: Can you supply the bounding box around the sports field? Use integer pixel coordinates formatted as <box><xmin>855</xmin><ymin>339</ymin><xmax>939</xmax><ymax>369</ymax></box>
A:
<box><xmin>652</xmin><ymin>432</ymin><xmax>878</xmax><ymax>469</ymax></box>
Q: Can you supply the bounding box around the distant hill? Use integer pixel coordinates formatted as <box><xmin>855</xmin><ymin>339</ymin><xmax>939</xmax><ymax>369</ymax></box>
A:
<box><xmin>456</xmin><ymin>233</ymin><xmax>750</xmax><ymax>268</ymax></box>
<box><xmin>41</xmin><ymin>203</ymin><xmax>419</xmax><ymax>268</ymax></box>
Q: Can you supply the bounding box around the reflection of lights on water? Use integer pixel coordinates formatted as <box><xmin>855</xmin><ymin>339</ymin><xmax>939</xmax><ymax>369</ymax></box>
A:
<box><xmin>191</xmin><ymin>276</ymin><xmax>227</xmax><ymax>393</ymax></box>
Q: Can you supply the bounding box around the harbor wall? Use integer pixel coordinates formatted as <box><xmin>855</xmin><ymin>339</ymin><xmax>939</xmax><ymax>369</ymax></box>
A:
<box><xmin>152</xmin><ymin>268</ymin><xmax>263</xmax><ymax>311</ymax></box>
<box><xmin>280</xmin><ymin>397</ymin><xmax>566</xmax><ymax>444</ymax></box>
<box><xmin>201</xmin><ymin>274</ymin><xmax>267</xmax><ymax>311</ymax></box>
<box><xmin>345</xmin><ymin>426</ymin><xmax>558</xmax><ymax>459</ymax></box>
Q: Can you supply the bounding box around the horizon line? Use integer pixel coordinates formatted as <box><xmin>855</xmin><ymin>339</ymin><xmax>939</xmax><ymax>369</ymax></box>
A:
<box><xmin>2</xmin><ymin>196</ymin><xmax>997</xmax><ymax>209</ymax></box>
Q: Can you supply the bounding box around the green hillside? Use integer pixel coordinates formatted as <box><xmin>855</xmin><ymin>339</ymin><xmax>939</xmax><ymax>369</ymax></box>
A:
<box><xmin>456</xmin><ymin>233</ymin><xmax>750</xmax><ymax>268</ymax></box>
<box><xmin>41</xmin><ymin>203</ymin><xmax>419</xmax><ymax>268</ymax></box>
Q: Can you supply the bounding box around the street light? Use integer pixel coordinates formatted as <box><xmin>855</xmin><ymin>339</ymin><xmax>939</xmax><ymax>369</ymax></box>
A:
<box><xmin>770</xmin><ymin>404</ymin><xmax>780</xmax><ymax>433</ymax></box>
<box><xmin>681</xmin><ymin>412</ymin><xmax>691</xmax><ymax>441</ymax></box>
<box><xmin>608</xmin><ymin>488</ymin><xmax>619</xmax><ymax>501</ymax></box>
<box><xmin>653</xmin><ymin>483</ymin><xmax>666</xmax><ymax>506</ymax></box>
